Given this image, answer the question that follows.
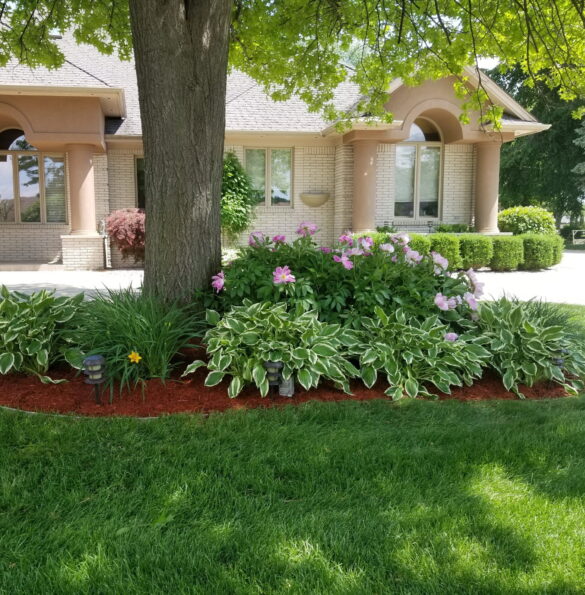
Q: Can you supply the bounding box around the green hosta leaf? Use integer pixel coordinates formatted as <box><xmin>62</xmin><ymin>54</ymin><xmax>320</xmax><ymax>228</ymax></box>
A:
<box><xmin>293</xmin><ymin>347</ymin><xmax>310</xmax><ymax>361</ymax></box>
<box><xmin>374</xmin><ymin>306</ymin><xmax>389</xmax><ymax>326</ymax></box>
<box><xmin>25</xmin><ymin>339</ymin><xmax>42</xmax><ymax>356</ymax></box>
<box><xmin>402</xmin><ymin>351</ymin><xmax>414</xmax><ymax>365</ymax></box>
<box><xmin>0</xmin><ymin>352</ymin><xmax>15</xmax><ymax>374</ymax></box>
<box><xmin>385</xmin><ymin>385</ymin><xmax>404</xmax><ymax>400</ymax></box>
<box><xmin>522</xmin><ymin>362</ymin><xmax>537</xmax><ymax>377</ymax></box>
<box><xmin>259</xmin><ymin>377</ymin><xmax>269</xmax><ymax>397</ymax></box>
<box><xmin>39</xmin><ymin>375</ymin><xmax>67</xmax><ymax>384</ymax></box>
<box><xmin>227</xmin><ymin>376</ymin><xmax>243</xmax><ymax>398</ymax></box>
<box><xmin>297</xmin><ymin>368</ymin><xmax>312</xmax><ymax>391</ymax></box>
<box><xmin>361</xmin><ymin>365</ymin><xmax>377</xmax><ymax>388</ymax></box>
<box><xmin>502</xmin><ymin>369</ymin><xmax>516</xmax><ymax>392</ymax></box>
<box><xmin>241</xmin><ymin>332</ymin><xmax>260</xmax><ymax>345</ymax></box>
<box><xmin>217</xmin><ymin>354</ymin><xmax>232</xmax><ymax>370</ymax></box>
<box><xmin>205</xmin><ymin>371</ymin><xmax>225</xmax><ymax>387</ymax></box>
<box><xmin>36</xmin><ymin>349</ymin><xmax>49</xmax><ymax>370</ymax></box>
<box><xmin>63</xmin><ymin>348</ymin><xmax>84</xmax><ymax>370</ymax></box>
<box><xmin>252</xmin><ymin>364</ymin><xmax>267</xmax><ymax>387</ymax></box>
<box><xmin>312</xmin><ymin>343</ymin><xmax>337</xmax><ymax>357</ymax></box>
<box><xmin>404</xmin><ymin>378</ymin><xmax>419</xmax><ymax>398</ymax></box>
<box><xmin>182</xmin><ymin>360</ymin><xmax>206</xmax><ymax>377</ymax></box>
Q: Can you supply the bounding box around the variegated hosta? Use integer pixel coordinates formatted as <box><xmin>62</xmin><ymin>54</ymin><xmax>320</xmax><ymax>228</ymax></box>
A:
<box><xmin>350</xmin><ymin>307</ymin><xmax>492</xmax><ymax>400</ymax></box>
<box><xmin>476</xmin><ymin>299</ymin><xmax>585</xmax><ymax>398</ymax></box>
<box><xmin>182</xmin><ymin>301</ymin><xmax>358</xmax><ymax>398</ymax></box>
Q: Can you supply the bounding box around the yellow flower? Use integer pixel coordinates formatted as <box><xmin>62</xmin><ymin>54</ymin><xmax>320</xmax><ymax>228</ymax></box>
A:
<box><xmin>128</xmin><ymin>351</ymin><xmax>142</xmax><ymax>364</ymax></box>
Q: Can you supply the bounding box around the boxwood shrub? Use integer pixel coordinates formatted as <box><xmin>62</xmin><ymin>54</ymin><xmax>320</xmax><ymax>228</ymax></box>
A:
<box><xmin>490</xmin><ymin>236</ymin><xmax>524</xmax><ymax>271</ymax></box>
<box><xmin>409</xmin><ymin>233</ymin><xmax>431</xmax><ymax>255</ymax></box>
<box><xmin>520</xmin><ymin>234</ymin><xmax>559</xmax><ymax>270</ymax></box>
<box><xmin>429</xmin><ymin>234</ymin><xmax>462</xmax><ymax>270</ymax></box>
<box><xmin>458</xmin><ymin>234</ymin><xmax>493</xmax><ymax>269</ymax></box>
<box><xmin>551</xmin><ymin>234</ymin><xmax>564</xmax><ymax>265</ymax></box>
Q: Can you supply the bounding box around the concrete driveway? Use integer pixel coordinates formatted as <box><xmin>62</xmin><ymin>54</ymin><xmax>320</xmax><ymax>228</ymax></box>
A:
<box><xmin>0</xmin><ymin>250</ymin><xmax>583</xmax><ymax>304</ymax></box>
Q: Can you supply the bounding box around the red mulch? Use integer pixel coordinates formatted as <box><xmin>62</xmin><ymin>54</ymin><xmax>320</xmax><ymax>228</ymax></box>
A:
<box><xmin>0</xmin><ymin>368</ymin><xmax>571</xmax><ymax>418</ymax></box>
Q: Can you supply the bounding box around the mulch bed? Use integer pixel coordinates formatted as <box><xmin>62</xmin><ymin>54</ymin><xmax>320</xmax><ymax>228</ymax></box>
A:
<box><xmin>0</xmin><ymin>368</ymin><xmax>571</xmax><ymax>418</ymax></box>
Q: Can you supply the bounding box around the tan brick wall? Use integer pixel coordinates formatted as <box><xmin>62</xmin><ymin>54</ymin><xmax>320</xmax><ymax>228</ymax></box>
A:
<box><xmin>61</xmin><ymin>235</ymin><xmax>104</xmax><ymax>270</ymax></box>
<box><xmin>227</xmin><ymin>145</ymin><xmax>337</xmax><ymax>247</ymax></box>
<box><xmin>375</xmin><ymin>144</ymin><xmax>395</xmax><ymax>229</ymax></box>
<box><xmin>333</xmin><ymin>144</ymin><xmax>353</xmax><ymax>237</ymax></box>
<box><xmin>0</xmin><ymin>224</ymin><xmax>69</xmax><ymax>262</ymax></box>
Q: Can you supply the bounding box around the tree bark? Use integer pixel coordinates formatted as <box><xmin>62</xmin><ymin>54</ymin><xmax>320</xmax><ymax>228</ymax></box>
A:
<box><xmin>129</xmin><ymin>0</ymin><xmax>232</xmax><ymax>301</ymax></box>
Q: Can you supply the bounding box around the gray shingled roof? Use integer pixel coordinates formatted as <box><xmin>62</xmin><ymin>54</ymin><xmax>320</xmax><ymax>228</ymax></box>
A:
<box><xmin>0</xmin><ymin>34</ymin><xmax>360</xmax><ymax>136</ymax></box>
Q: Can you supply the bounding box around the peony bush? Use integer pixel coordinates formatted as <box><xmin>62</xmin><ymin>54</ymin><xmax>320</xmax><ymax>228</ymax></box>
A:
<box><xmin>203</xmin><ymin>222</ymin><xmax>482</xmax><ymax>327</ymax></box>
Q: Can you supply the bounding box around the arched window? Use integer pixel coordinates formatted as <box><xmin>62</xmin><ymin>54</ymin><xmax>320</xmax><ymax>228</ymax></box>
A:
<box><xmin>0</xmin><ymin>129</ymin><xmax>66</xmax><ymax>224</ymax></box>
<box><xmin>395</xmin><ymin>118</ymin><xmax>442</xmax><ymax>218</ymax></box>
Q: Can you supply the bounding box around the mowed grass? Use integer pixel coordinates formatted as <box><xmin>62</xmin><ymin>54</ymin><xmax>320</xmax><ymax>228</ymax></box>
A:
<box><xmin>2</xmin><ymin>397</ymin><xmax>585</xmax><ymax>594</ymax></box>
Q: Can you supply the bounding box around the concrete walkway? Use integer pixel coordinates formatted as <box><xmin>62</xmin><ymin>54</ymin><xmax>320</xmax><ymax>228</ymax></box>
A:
<box><xmin>0</xmin><ymin>251</ymin><xmax>583</xmax><ymax>304</ymax></box>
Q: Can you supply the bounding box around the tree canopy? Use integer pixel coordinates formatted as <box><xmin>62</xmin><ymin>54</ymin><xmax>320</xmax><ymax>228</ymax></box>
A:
<box><xmin>489</xmin><ymin>65</ymin><xmax>585</xmax><ymax>224</ymax></box>
<box><xmin>2</xmin><ymin>1</ymin><xmax>585</xmax><ymax>126</ymax></box>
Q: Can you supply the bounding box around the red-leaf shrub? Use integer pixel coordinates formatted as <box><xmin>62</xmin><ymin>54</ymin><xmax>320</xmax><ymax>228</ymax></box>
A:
<box><xmin>106</xmin><ymin>208</ymin><xmax>145</xmax><ymax>262</ymax></box>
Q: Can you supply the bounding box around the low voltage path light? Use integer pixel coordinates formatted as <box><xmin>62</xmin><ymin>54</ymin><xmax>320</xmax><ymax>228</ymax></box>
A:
<box><xmin>83</xmin><ymin>355</ymin><xmax>106</xmax><ymax>404</ymax></box>
<box><xmin>263</xmin><ymin>361</ymin><xmax>283</xmax><ymax>392</ymax></box>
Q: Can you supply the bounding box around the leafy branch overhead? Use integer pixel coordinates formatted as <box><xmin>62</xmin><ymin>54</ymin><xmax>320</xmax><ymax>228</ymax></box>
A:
<box><xmin>1</xmin><ymin>1</ymin><xmax>584</xmax><ymax>127</ymax></box>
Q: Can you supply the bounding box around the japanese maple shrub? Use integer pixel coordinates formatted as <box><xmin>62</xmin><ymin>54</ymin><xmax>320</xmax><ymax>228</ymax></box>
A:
<box><xmin>106</xmin><ymin>208</ymin><xmax>146</xmax><ymax>263</ymax></box>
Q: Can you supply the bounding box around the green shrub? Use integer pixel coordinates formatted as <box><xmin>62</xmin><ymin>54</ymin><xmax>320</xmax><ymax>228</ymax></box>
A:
<box><xmin>409</xmin><ymin>233</ymin><xmax>431</xmax><ymax>255</ymax></box>
<box><xmin>184</xmin><ymin>301</ymin><xmax>358</xmax><ymax>397</ymax></box>
<box><xmin>202</xmin><ymin>226</ymin><xmax>477</xmax><ymax>326</ymax></box>
<box><xmin>434</xmin><ymin>223</ymin><xmax>474</xmax><ymax>233</ymax></box>
<box><xmin>551</xmin><ymin>234</ymin><xmax>564</xmax><ymax>265</ymax></box>
<box><xmin>458</xmin><ymin>234</ymin><xmax>494</xmax><ymax>269</ymax></box>
<box><xmin>352</xmin><ymin>231</ymin><xmax>390</xmax><ymax>246</ymax></box>
<box><xmin>375</xmin><ymin>224</ymin><xmax>397</xmax><ymax>233</ymax></box>
<box><xmin>490</xmin><ymin>236</ymin><xmax>524</xmax><ymax>271</ymax></box>
<box><xmin>68</xmin><ymin>289</ymin><xmax>205</xmax><ymax>392</ymax></box>
<box><xmin>221</xmin><ymin>152</ymin><xmax>255</xmax><ymax>240</ymax></box>
<box><xmin>429</xmin><ymin>234</ymin><xmax>462</xmax><ymax>270</ymax></box>
<box><xmin>349</xmin><ymin>307</ymin><xmax>490</xmax><ymax>400</ymax></box>
<box><xmin>520</xmin><ymin>234</ymin><xmax>559</xmax><ymax>270</ymax></box>
<box><xmin>498</xmin><ymin>206</ymin><xmax>557</xmax><ymax>235</ymax></box>
<box><xmin>560</xmin><ymin>224</ymin><xmax>585</xmax><ymax>244</ymax></box>
<box><xmin>476</xmin><ymin>298</ymin><xmax>585</xmax><ymax>397</ymax></box>
<box><xmin>0</xmin><ymin>287</ymin><xmax>83</xmax><ymax>382</ymax></box>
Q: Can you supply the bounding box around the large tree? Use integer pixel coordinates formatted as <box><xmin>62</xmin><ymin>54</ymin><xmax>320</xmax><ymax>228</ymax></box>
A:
<box><xmin>489</xmin><ymin>65</ymin><xmax>585</xmax><ymax>225</ymax></box>
<box><xmin>1</xmin><ymin>1</ymin><xmax>585</xmax><ymax>300</ymax></box>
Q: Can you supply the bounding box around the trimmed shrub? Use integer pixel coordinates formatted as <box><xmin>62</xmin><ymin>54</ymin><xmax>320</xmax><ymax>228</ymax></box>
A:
<box><xmin>434</xmin><ymin>223</ymin><xmax>474</xmax><ymax>233</ymax></box>
<box><xmin>106</xmin><ymin>208</ymin><xmax>146</xmax><ymax>263</ymax></box>
<box><xmin>498</xmin><ymin>206</ymin><xmax>557</xmax><ymax>235</ymax></box>
<box><xmin>458</xmin><ymin>234</ymin><xmax>494</xmax><ymax>269</ymax></box>
<box><xmin>551</xmin><ymin>234</ymin><xmax>565</xmax><ymax>265</ymax></box>
<box><xmin>429</xmin><ymin>234</ymin><xmax>462</xmax><ymax>270</ymax></box>
<box><xmin>520</xmin><ymin>234</ymin><xmax>558</xmax><ymax>270</ymax></box>
<box><xmin>221</xmin><ymin>152</ymin><xmax>255</xmax><ymax>240</ymax></box>
<box><xmin>352</xmin><ymin>231</ymin><xmax>390</xmax><ymax>246</ymax></box>
<box><xmin>490</xmin><ymin>236</ymin><xmax>524</xmax><ymax>271</ymax></box>
<box><xmin>409</xmin><ymin>233</ymin><xmax>431</xmax><ymax>255</ymax></box>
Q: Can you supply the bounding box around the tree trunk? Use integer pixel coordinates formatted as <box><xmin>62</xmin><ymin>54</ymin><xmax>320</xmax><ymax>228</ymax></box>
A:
<box><xmin>129</xmin><ymin>0</ymin><xmax>232</xmax><ymax>301</ymax></box>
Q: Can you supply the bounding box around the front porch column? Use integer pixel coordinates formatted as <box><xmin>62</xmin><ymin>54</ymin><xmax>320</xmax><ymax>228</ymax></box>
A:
<box><xmin>352</xmin><ymin>140</ymin><xmax>378</xmax><ymax>231</ymax></box>
<box><xmin>62</xmin><ymin>144</ymin><xmax>104</xmax><ymax>269</ymax></box>
<box><xmin>66</xmin><ymin>144</ymin><xmax>98</xmax><ymax>236</ymax></box>
<box><xmin>474</xmin><ymin>141</ymin><xmax>501</xmax><ymax>233</ymax></box>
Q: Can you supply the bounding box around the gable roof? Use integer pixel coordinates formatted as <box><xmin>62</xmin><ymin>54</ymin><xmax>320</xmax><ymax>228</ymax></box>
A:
<box><xmin>0</xmin><ymin>34</ymin><xmax>544</xmax><ymax>138</ymax></box>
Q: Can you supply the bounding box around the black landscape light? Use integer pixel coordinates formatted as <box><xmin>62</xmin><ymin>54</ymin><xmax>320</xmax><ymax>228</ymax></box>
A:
<box><xmin>83</xmin><ymin>355</ymin><xmax>106</xmax><ymax>404</ymax></box>
<box><xmin>263</xmin><ymin>361</ymin><xmax>283</xmax><ymax>388</ymax></box>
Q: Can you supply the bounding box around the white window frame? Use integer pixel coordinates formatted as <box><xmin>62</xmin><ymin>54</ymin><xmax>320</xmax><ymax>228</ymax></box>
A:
<box><xmin>244</xmin><ymin>147</ymin><xmax>294</xmax><ymax>207</ymax></box>
<box><xmin>0</xmin><ymin>148</ymin><xmax>67</xmax><ymax>225</ymax></box>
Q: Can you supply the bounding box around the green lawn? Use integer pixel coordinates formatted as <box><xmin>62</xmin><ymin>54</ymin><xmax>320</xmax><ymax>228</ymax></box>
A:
<box><xmin>2</xmin><ymin>397</ymin><xmax>585</xmax><ymax>593</ymax></box>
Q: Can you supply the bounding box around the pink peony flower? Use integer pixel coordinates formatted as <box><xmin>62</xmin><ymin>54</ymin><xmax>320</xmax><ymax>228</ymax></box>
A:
<box><xmin>319</xmin><ymin>246</ymin><xmax>332</xmax><ymax>253</ymax></box>
<box><xmin>296</xmin><ymin>221</ymin><xmax>318</xmax><ymax>237</ymax></box>
<box><xmin>338</xmin><ymin>234</ymin><xmax>354</xmax><ymax>246</ymax></box>
<box><xmin>211</xmin><ymin>271</ymin><xmax>225</xmax><ymax>293</ymax></box>
<box><xmin>466</xmin><ymin>268</ymin><xmax>485</xmax><ymax>298</ymax></box>
<box><xmin>346</xmin><ymin>247</ymin><xmax>364</xmax><ymax>257</ymax></box>
<box><xmin>463</xmin><ymin>292</ymin><xmax>479</xmax><ymax>311</ymax></box>
<box><xmin>392</xmin><ymin>232</ymin><xmax>410</xmax><ymax>245</ymax></box>
<box><xmin>444</xmin><ymin>332</ymin><xmax>459</xmax><ymax>342</ymax></box>
<box><xmin>248</xmin><ymin>231</ymin><xmax>265</xmax><ymax>246</ymax></box>
<box><xmin>432</xmin><ymin>251</ymin><xmax>449</xmax><ymax>270</ymax></box>
<box><xmin>405</xmin><ymin>248</ymin><xmax>423</xmax><ymax>265</ymax></box>
<box><xmin>333</xmin><ymin>254</ymin><xmax>354</xmax><ymax>270</ymax></box>
<box><xmin>273</xmin><ymin>266</ymin><xmax>296</xmax><ymax>284</ymax></box>
<box><xmin>380</xmin><ymin>243</ymin><xmax>395</xmax><ymax>253</ymax></box>
<box><xmin>434</xmin><ymin>293</ymin><xmax>450</xmax><ymax>311</ymax></box>
<box><xmin>359</xmin><ymin>236</ymin><xmax>374</xmax><ymax>250</ymax></box>
<box><xmin>272</xmin><ymin>234</ymin><xmax>286</xmax><ymax>244</ymax></box>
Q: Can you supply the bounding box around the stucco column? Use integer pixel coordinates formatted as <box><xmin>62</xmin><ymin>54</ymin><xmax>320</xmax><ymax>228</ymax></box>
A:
<box><xmin>352</xmin><ymin>140</ymin><xmax>377</xmax><ymax>231</ymax></box>
<box><xmin>474</xmin><ymin>142</ymin><xmax>501</xmax><ymax>234</ymax></box>
<box><xmin>67</xmin><ymin>144</ymin><xmax>98</xmax><ymax>236</ymax></box>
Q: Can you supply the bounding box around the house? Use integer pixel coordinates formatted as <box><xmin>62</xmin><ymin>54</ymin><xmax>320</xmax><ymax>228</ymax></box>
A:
<box><xmin>0</xmin><ymin>35</ymin><xmax>549</xmax><ymax>269</ymax></box>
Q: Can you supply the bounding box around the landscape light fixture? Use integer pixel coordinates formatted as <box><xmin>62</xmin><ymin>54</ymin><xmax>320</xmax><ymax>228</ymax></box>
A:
<box><xmin>82</xmin><ymin>355</ymin><xmax>106</xmax><ymax>404</ymax></box>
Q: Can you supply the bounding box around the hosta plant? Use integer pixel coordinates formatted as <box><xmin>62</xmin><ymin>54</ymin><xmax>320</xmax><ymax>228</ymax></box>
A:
<box><xmin>349</xmin><ymin>307</ymin><xmax>491</xmax><ymax>400</ymax></box>
<box><xmin>0</xmin><ymin>286</ymin><xmax>83</xmax><ymax>382</ymax></box>
<box><xmin>475</xmin><ymin>299</ymin><xmax>585</xmax><ymax>397</ymax></box>
<box><xmin>183</xmin><ymin>301</ymin><xmax>358</xmax><ymax>397</ymax></box>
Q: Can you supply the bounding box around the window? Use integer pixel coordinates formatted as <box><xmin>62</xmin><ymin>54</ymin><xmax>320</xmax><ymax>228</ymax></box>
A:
<box><xmin>0</xmin><ymin>129</ymin><xmax>66</xmax><ymax>224</ymax></box>
<box><xmin>394</xmin><ymin>119</ymin><xmax>441</xmax><ymax>218</ymax></box>
<box><xmin>135</xmin><ymin>157</ymin><xmax>146</xmax><ymax>209</ymax></box>
<box><xmin>245</xmin><ymin>148</ymin><xmax>292</xmax><ymax>206</ymax></box>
